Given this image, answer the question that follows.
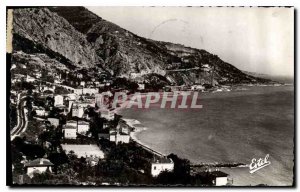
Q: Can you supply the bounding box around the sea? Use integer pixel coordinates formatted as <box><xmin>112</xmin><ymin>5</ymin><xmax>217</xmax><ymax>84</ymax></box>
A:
<box><xmin>119</xmin><ymin>85</ymin><xmax>294</xmax><ymax>186</ymax></box>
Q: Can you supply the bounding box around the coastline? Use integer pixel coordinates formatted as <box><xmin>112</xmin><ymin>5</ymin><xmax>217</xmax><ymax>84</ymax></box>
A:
<box><xmin>117</xmin><ymin>84</ymin><xmax>294</xmax><ymax>160</ymax></box>
<box><xmin>116</xmin><ymin>85</ymin><xmax>294</xmax><ymax>186</ymax></box>
<box><xmin>120</xmin><ymin>117</ymin><xmax>167</xmax><ymax>157</ymax></box>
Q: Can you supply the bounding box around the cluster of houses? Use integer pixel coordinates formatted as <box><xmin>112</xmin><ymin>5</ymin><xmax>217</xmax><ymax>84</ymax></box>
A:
<box><xmin>12</xmin><ymin>65</ymin><xmax>231</xmax><ymax>185</ymax></box>
<box><xmin>63</xmin><ymin>120</ymin><xmax>90</xmax><ymax>139</ymax></box>
<box><xmin>97</xmin><ymin>120</ymin><xmax>131</xmax><ymax>145</ymax></box>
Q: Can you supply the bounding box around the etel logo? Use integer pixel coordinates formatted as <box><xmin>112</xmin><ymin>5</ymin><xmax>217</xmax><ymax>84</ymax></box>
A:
<box><xmin>249</xmin><ymin>154</ymin><xmax>271</xmax><ymax>174</ymax></box>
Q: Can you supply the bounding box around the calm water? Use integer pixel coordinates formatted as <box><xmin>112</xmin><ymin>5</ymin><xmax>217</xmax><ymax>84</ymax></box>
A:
<box><xmin>119</xmin><ymin>85</ymin><xmax>294</xmax><ymax>186</ymax></box>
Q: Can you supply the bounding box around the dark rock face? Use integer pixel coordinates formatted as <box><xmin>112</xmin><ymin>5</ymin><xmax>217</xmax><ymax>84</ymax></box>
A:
<box><xmin>12</xmin><ymin>7</ymin><xmax>270</xmax><ymax>85</ymax></box>
<box><xmin>13</xmin><ymin>8</ymin><xmax>100</xmax><ymax>68</ymax></box>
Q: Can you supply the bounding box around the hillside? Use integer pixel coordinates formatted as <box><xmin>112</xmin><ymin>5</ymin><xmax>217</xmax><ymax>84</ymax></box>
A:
<box><xmin>11</xmin><ymin>7</ymin><xmax>271</xmax><ymax>86</ymax></box>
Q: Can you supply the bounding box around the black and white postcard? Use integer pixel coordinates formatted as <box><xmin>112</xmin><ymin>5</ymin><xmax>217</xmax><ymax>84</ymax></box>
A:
<box><xmin>7</xmin><ymin>6</ymin><xmax>294</xmax><ymax>187</ymax></box>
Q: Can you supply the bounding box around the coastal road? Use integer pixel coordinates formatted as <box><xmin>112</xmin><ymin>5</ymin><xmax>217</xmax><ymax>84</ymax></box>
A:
<box><xmin>165</xmin><ymin>67</ymin><xmax>200</xmax><ymax>72</ymax></box>
<box><xmin>38</xmin><ymin>80</ymin><xmax>75</xmax><ymax>92</ymax></box>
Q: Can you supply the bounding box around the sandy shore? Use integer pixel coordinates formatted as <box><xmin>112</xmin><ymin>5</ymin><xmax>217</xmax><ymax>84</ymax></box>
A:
<box><xmin>120</xmin><ymin>117</ymin><xmax>167</xmax><ymax>156</ymax></box>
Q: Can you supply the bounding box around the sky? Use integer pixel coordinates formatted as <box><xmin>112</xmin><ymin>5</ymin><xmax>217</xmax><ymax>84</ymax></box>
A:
<box><xmin>87</xmin><ymin>7</ymin><xmax>294</xmax><ymax>77</ymax></box>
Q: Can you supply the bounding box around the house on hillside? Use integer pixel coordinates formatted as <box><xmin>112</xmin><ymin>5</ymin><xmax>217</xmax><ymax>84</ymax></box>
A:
<box><xmin>63</xmin><ymin>125</ymin><xmax>77</xmax><ymax>139</ymax></box>
<box><xmin>138</xmin><ymin>83</ymin><xmax>145</xmax><ymax>90</ymax></box>
<box><xmin>109</xmin><ymin>131</ymin><xmax>130</xmax><ymax>144</ymax></box>
<box><xmin>24</xmin><ymin>158</ymin><xmax>54</xmax><ymax>178</ymax></box>
<box><xmin>99</xmin><ymin>108</ymin><xmax>115</xmax><ymax>121</ymax></box>
<box><xmin>54</xmin><ymin>95</ymin><xmax>64</xmax><ymax>107</ymax></box>
<box><xmin>26</xmin><ymin>75</ymin><xmax>36</xmax><ymax>82</ymax></box>
<box><xmin>78</xmin><ymin>121</ymin><xmax>90</xmax><ymax>134</ymax></box>
<box><xmin>191</xmin><ymin>85</ymin><xmax>205</xmax><ymax>91</ymax></box>
<box><xmin>76</xmin><ymin>73</ymin><xmax>83</xmax><ymax>79</ymax></box>
<box><xmin>74</xmin><ymin>88</ymin><xmax>98</xmax><ymax>95</ymax></box>
<box><xmin>66</xmin><ymin>120</ymin><xmax>77</xmax><ymax>127</ymax></box>
<box><xmin>151</xmin><ymin>156</ymin><xmax>174</xmax><ymax>177</ymax></box>
<box><xmin>34</xmin><ymin>71</ymin><xmax>42</xmax><ymax>79</ymax></box>
<box><xmin>117</xmin><ymin>120</ymin><xmax>131</xmax><ymax>135</ymax></box>
<box><xmin>211</xmin><ymin>171</ymin><xmax>229</xmax><ymax>186</ymax></box>
<box><xmin>193</xmin><ymin>169</ymin><xmax>230</xmax><ymax>186</ymax></box>
<box><xmin>80</xmin><ymin>81</ymin><xmax>86</xmax><ymax>87</ymax></box>
<box><xmin>72</xmin><ymin>105</ymin><xmax>84</xmax><ymax>118</ymax></box>
<box><xmin>34</xmin><ymin>107</ymin><xmax>48</xmax><ymax>117</ymax></box>
<box><xmin>47</xmin><ymin>118</ymin><xmax>59</xmax><ymax>128</ymax></box>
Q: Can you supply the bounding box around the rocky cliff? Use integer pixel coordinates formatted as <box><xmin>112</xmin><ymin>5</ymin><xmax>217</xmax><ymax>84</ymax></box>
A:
<box><xmin>11</xmin><ymin>7</ymin><xmax>270</xmax><ymax>86</ymax></box>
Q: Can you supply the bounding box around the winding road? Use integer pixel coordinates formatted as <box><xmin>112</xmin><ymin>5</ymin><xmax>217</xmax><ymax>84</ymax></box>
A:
<box><xmin>11</xmin><ymin>95</ymin><xmax>30</xmax><ymax>140</ymax></box>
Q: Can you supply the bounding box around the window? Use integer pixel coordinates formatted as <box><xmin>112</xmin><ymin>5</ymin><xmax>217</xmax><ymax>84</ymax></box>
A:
<box><xmin>154</xmin><ymin>166</ymin><xmax>156</xmax><ymax>170</ymax></box>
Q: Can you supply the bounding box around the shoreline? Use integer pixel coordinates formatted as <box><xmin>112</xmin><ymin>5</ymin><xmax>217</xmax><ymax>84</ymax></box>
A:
<box><xmin>121</xmin><ymin>118</ymin><xmax>167</xmax><ymax>157</ymax></box>
<box><xmin>117</xmin><ymin>84</ymin><xmax>294</xmax><ymax>163</ymax></box>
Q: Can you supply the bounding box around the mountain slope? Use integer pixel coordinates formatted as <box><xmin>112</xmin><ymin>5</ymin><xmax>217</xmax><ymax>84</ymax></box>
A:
<box><xmin>13</xmin><ymin>8</ymin><xmax>102</xmax><ymax>68</ymax></box>
<box><xmin>12</xmin><ymin>7</ymin><xmax>271</xmax><ymax>86</ymax></box>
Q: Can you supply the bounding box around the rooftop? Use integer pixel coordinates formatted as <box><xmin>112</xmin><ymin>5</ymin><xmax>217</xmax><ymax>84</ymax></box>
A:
<box><xmin>152</xmin><ymin>156</ymin><xmax>173</xmax><ymax>164</ymax></box>
<box><xmin>63</xmin><ymin>125</ymin><xmax>77</xmax><ymax>129</ymax></box>
<box><xmin>78</xmin><ymin>121</ymin><xmax>89</xmax><ymax>125</ymax></box>
<box><xmin>67</xmin><ymin>120</ymin><xmax>77</xmax><ymax>124</ymax></box>
<box><xmin>210</xmin><ymin>171</ymin><xmax>229</xmax><ymax>177</ymax></box>
<box><xmin>24</xmin><ymin>158</ymin><xmax>54</xmax><ymax>167</ymax></box>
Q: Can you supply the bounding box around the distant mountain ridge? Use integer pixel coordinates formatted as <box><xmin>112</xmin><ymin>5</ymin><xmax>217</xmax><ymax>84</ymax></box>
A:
<box><xmin>12</xmin><ymin>7</ymin><xmax>271</xmax><ymax>86</ymax></box>
<box><xmin>242</xmin><ymin>71</ymin><xmax>293</xmax><ymax>84</ymax></box>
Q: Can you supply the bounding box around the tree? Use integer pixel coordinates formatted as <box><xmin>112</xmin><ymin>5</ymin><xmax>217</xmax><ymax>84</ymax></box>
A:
<box><xmin>19</xmin><ymin>144</ymin><xmax>46</xmax><ymax>160</ymax></box>
<box><xmin>48</xmin><ymin>152</ymin><xmax>69</xmax><ymax>172</ymax></box>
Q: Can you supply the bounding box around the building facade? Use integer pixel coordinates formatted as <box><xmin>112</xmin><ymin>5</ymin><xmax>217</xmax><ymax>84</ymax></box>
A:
<box><xmin>63</xmin><ymin>126</ymin><xmax>77</xmax><ymax>139</ymax></box>
<box><xmin>78</xmin><ymin>121</ymin><xmax>90</xmax><ymax>134</ymax></box>
<box><xmin>47</xmin><ymin>118</ymin><xmax>59</xmax><ymax>128</ymax></box>
<box><xmin>151</xmin><ymin>157</ymin><xmax>174</xmax><ymax>177</ymax></box>
<box><xmin>25</xmin><ymin>158</ymin><xmax>54</xmax><ymax>178</ymax></box>
<box><xmin>54</xmin><ymin>95</ymin><xmax>64</xmax><ymax>106</ymax></box>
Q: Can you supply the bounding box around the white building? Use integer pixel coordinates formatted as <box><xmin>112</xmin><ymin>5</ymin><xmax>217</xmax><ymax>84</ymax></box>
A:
<box><xmin>63</xmin><ymin>125</ymin><xmax>77</xmax><ymax>139</ymax></box>
<box><xmin>25</xmin><ymin>158</ymin><xmax>54</xmax><ymax>178</ymax></box>
<box><xmin>80</xmin><ymin>81</ymin><xmax>86</xmax><ymax>87</ymax></box>
<box><xmin>35</xmin><ymin>72</ymin><xmax>42</xmax><ymax>78</ymax></box>
<box><xmin>117</xmin><ymin>121</ymin><xmax>131</xmax><ymax>135</ymax></box>
<box><xmin>47</xmin><ymin>118</ymin><xmax>59</xmax><ymax>128</ymax></box>
<box><xmin>191</xmin><ymin>85</ymin><xmax>205</xmax><ymax>91</ymax></box>
<box><xmin>66</xmin><ymin>93</ymin><xmax>77</xmax><ymax>111</ymax></box>
<box><xmin>130</xmin><ymin>72</ymin><xmax>143</xmax><ymax>79</ymax></box>
<box><xmin>35</xmin><ymin>107</ymin><xmax>48</xmax><ymax>117</ymax></box>
<box><xmin>54</xmin><ymin>95</ymin><xmax>64</xmax><ymax>107</ymax></box>
<box><xmin>76</xmin><ymin>73</ymin><xmax>83</xmax><ymax>79</ymax></box>
<box><xmin>151</xmin><ymin>157</ymin><xmax>174</xmax><ymax>177</ymax></box>
<box><xmin>40</xmin><ymin>85</ymin><xmax>55</xmax><ymax>93</ymax></box>
<box><xmin>211</xmin><ymin>171</ymin><xmax>229</xmax><ymax>186</ymax></box>
<box><xmin>74</xmin><ymin>89</ymin><xmax>83</xmax><ymax>95</ymax></box>
<box><xmin>67</xmin><ymin>93</ymin><xmax>77</xmax><ymax>101</ymax></box>
<box><xmin>79</xmin><ymin>100</ymin><xmax>96</xmax><ymax>108</ymax></box>
<box><xmin>138</xmin><ymin>83</ymin><xmax>145</xmax><ymax>90</ymax></box>
<box><xmin>11</xmin><ymin>64</ymin><xmax>16</xmax><ymax>70</ymax></box>
<box><xmin>95</xmin><ymin>93</ymin><xmax>104</xmax><ymax>108</ymax></box>
<box><xmin>54</xmin><ymin>79</ymin><xmax>62</xmax><ymax>84</ymax></box>
<box><xmin>109</xmin><ymin>132</ymin><xmax>116</xmax><ymax>142</ymax></box>
<box><xmin>94</xmin><ymin>81</ymin><xmax>101</xmax><ymax>87</ymax></box>
<box><xmin>72</xmin><ymin>105</ymin><xmax>84</xmax><ymax>118</ymax></box>
<box><xmin>115</xmin><ymin>133</ymin><xmax>130</xmax><ymax>144</ymax></box>
<box><xmin>66</xmin><ymin>120</ymin><xmax>77</xmax><ymax>127</ymax></box>
<box><xmin>74</xmin><ymin>88</ymin><xmax>98</xmax><ymax>95</ymax></box>
<box><xmin>26</xmin><ymin>75</ymin><xmax>36</xmax><ymax>82</ymax></box>
<box><xmin>99</xmin><ymin>108</ymin><xmax>115</xmax><ymax>121</ymax></box>
<box><xmin>78</xmin><ymin>121</ymin><xmax>90</xmax><ymax>134</ymax></box>
<box><xmin>109</xmin><ymin>131</ymin><xmax>130</xmax><ymax>144</ymax></box>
